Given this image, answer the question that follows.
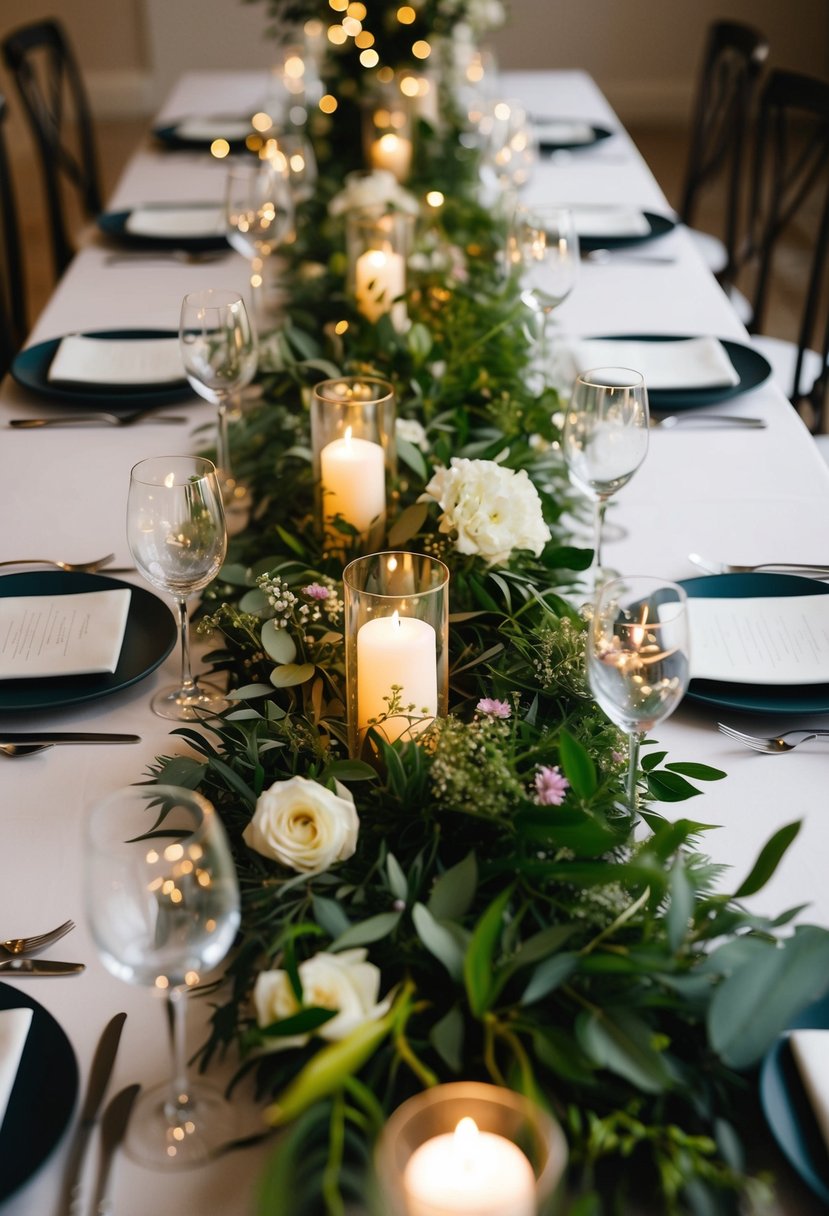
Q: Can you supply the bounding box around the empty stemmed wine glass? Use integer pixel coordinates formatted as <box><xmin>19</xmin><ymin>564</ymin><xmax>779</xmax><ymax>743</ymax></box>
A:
<box><xmin>561</xmin><ymin>366</ymin><xmax>649</xmax><ymax>587</ymax></box>
<box><xmin>127</xmin><ymin>455</ymin><xmax>227</xmax><ymax>721</ymax></box>
<box><xmin>85</xmin><ymin>784</ymin><xmax>241</xmax><ymax>1167</ymax></box>
<box><xmin>509</xmin><ymin>204</ymin><xmax>579</xmax><ymax>388</ymax></box>
<box><xmin>225</xmin><ymin>158</ymin><xmax>295</xmax><ymax>327</ymax></box>
<box><xmin>179</xmin><ymin>288</ymin><xmax>257</xmax><ymax>502</ymax></box>
<box><xmin>587</xmin><ymin>576</ymin><xmax>690</xmax><ymax>811</ymax></box>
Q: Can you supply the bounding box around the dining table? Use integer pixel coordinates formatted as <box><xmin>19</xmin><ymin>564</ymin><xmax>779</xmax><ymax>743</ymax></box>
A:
<box><xmin>1</xmin><ymin>65</ymin><xmax>828</xmax><ymax>1216</ymax></box>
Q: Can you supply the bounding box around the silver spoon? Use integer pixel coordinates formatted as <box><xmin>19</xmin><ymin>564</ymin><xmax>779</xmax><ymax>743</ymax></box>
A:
<box><xmin>0</xmin><ymin>743</ymin><xmax>53</xmax><ymax>758</ymax></box>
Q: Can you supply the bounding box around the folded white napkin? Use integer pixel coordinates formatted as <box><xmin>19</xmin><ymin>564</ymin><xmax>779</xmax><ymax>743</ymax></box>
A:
<box><xmin>569</xmin><ymin>337</ymin><xmax>740</xmax><ymax>390</ymax></box>
<box><xmin>0</xmin><ymin>1009</ymin><xmax>33</xmax><ymax>1136</ymax></box>
<box><xmin>790</xmin><ymin>1030</ymin><xmax>829</xmax><ymax>1151</ymax></box>
<box><xmin>48</xmin><ymin>335</ymin><xmax>185</xmax><ymax>386</ymax></box>
<box><xmin>125</xmin><ymin>205</ymin><xmax>225</xmax><ymax>239</ymax></box>
<box><xmin>0</xmin><ymin>588</ymin><xmax>132</xmax><ymax>679</ymax></box>
<box><xmin>572</xmin><ymin>207</ymin><xmax>651</xmax><ymax>239</ymax></box>
<box><xmin>535</xmin><ymin>120</ymin><xmax>595</xmax><ymax>144</ymax></box>
<box><xmin>687</xmin><ymin>594</ymin><xmax>829</xmax><ymax>685</ymax></box>
<box><xmin>173</xmin><ymin>116</ymin><xmax>251</xmax><ymax>142</ymax></box>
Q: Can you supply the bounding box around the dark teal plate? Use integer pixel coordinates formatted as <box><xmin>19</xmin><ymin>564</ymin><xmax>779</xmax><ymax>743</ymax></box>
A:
<box><xmin>539</xmin><ymin>123</ymin><xmax>613</xmax><ymax>152</ymax></box>
<box><xmin>579</xmin><ymin>211</ymin><xmax>676</xmax><ymax>253</ymax></box>
<box><xmin>681</xmin><ymin>573</ymin><xmax>829</xmax><ymax>715</ymax></box>
<box><xmin>761</xmin><ymin>990</ymin><xmax>829</xmax><ymax>1205</ymax></box>
<box><xmin>600</xmin><ymin>334</ymin><xmax>772</xmax><ymax>409</ymax></box>
<box><xmin>11</xmin><ymin>329</ymin><xmax>191</xmax><ymax>411</ymax></box>
<box><xmin>0</xmin><ymin>981</ymin><xmax>78</xmax><ymax>1203</ymax></box>
<box><xmin>97</xmin><ymin>207</ymin><xmax>229</xmax><ymax>253</ymax></box>
<box><xmin>0</xmin><ymin>571</ymin><xmax>176</xmax><ymax>712</ymax></box>
<box><xmin>153</xmin><ymin>117</ymin><xmax>252</xmax><ymax>153</ymax></box>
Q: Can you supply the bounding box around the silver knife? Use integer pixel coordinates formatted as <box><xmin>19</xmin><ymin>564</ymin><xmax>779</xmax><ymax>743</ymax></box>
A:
<box><xmin>92</xmin><ymin>1085</ymin><xmax>141</xmax><ymax>1215</ymax></box>
<box><xmin>0</xmin><ymin>958</ymin><xmax>85</xmax><ymax>975</ymax></box>
<box><xmin>653</xmin><ymin>414</ymin><xmax>767</xmax><ymax>430</ymax></box>
<box><xmin>60</xmin><ymin>1012</ymin><xmax>127</xmax><ymax>1216</ymax></box>
<box><xmin>0</xmin><ymin>733</ymin><xmax>141</xmax><ymax>746</ymax></box>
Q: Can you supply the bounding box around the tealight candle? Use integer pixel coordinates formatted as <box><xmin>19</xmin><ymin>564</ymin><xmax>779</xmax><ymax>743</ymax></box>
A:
<box><xmin>370</xmin><ymin>132</ymin><xmax>413</xmax><ymax>181</ymax></box>
<box><xmin>357</xmin><ymin>610</ymin><xmax>437</xmax><ymax>741</ymax></box>
<box><xmin>354</xmin><ymin>246</ymin><xmax>407</xmax><ymax>328</ymax></box>
<box><xmin>403</xmin><ymin>1117</ymin><xmax>536</xmax><ymax>1216</ymax></box>
<box><xmin>319</xmin><ymin>426</ymin><xmax>386</xmax><ymax>537</ymax></box>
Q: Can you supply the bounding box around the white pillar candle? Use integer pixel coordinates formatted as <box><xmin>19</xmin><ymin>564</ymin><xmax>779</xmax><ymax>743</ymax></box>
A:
<box><xmin>354</xmin><ymin>247</ymin><xmax>407</xmax><ymax>328</ymax></box>
<box><xmin>320</xmin><ymin>427</ymin><xmax>386</xmax><ymax>536</ymax></box>
<box><xmin>357</xmin><ymin>611</ymin><xmax>437</xmax><ymax>742</ymax></box>
<box><xmin>403</xmin><ymin>1117</ymin><xmax>536</xmax><ymax>1216</ymax></box>
<box><xmin>370</xmin><ymin>132</ymin><xmax>413</xmax><ymax>180</ymax></box>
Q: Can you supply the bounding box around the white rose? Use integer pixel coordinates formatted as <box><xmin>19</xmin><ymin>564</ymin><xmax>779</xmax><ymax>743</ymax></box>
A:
<box><xmin>328</xmin><ymin>169</ymin><xmax>420</xmax><ymax>218</ymax></box>
<box><xmin>242</xmin><ymin>776</ymin><xmax>359</xmax><ymax>873</ymax></box>
<box><xmin>253</xmin><ymin>949</ymin><xmax>392</xmax><ymax>1048</ymax></box>
<box><xmin>420</xmin><ymin>457</ymin><xmax>551</xmax><ymax>565</ymax></box>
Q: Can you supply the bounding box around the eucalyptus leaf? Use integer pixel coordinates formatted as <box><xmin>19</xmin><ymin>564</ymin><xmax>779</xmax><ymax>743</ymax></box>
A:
<box><xmin>386</xmin><ymin>854</ymin><xmax>408</xmax><ymax>902</ymax></box>
<box><xmin>576</xmin><ymin>1007</ymin><xmax>673</xmax><ymax>1093</ymax></box>
<box><xmin>559</xmin><ymin>727</ymin><xmax>598</xmax><ymax>798</ymax></box>
<box><xmin>240</xmin><ymin>588</ymin><xmax>271</xmax><ymax>615</ymax></box>
<box><xmin>412</xmin><ymin>903</ymin><xmax>467</xmax><ymax>981</ymax></box>
<box><xmin>228</xmin><ymin>684</ymin><xmax>275</xmax><ymax>700</ymax></box>
<box><xmin>666</xmin><ymin>860</ymin><xmax>694</xmax><ymax>953</ymax></box>
<box><xmin>709</xmin><ymin>925</ymin><xmax>829</xmax><ymax>1068</ymax></box>
<box><xmin>312</xmin><ymin>896</ymin><xmax>351</xmax><ymax>940</ymax></box>
<box><xmin>387</xmin><ymin>501</ymin><xmax>429</xmax><ymax>548</ymax></box>
<box><xmin>429</xmin><ymin>1007</ymin><xmax>464</xmax><ymax>1072</ymax></box>
<box><xmin>427</xmin><ymin>852</ymin><xmax>477</xmax><ymax>920</ymax></box>
<box><xmin>521</xmin><ymin>952</ymin><xmax>580</xmax><ymax>1004</ymax></box>
<box><xmin>262</xmin><ymin>620</ymin><xmax>298</xmax><ymax>664</ymax></box>
<box><xmin>330</xmin><ymin>912</ymin><xmax>401</xmax><ymax>951</ymax></box>
<box><xmin>270</xmin><ymin>663</ymin><xmax>316</xmax><ymax>688</ymax></box>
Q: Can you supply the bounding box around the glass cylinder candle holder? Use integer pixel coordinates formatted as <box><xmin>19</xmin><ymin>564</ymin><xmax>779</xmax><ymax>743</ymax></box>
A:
<box><xmin>311</xmin><ymin>377</ymin><xmax>397</xmax><ymax>556</ymax></box>
<box><xmin>374</xmin><ymin>1082</ymin><xmax>568</xmax><ymax>1216</ymax></box>
<box><xmin>363</xmin><ymin>78</ymin><xmax>414</xmax><ymax>182</ymax></box>
<box><xmin>343</xmin><ymin>551</ymin><xmax>449</xmax><ymax>760</ymax></box>
<box><xmin>346</xmin><ymin>210</ymin><xmax>413</xmax><ymax>331</ymax></box>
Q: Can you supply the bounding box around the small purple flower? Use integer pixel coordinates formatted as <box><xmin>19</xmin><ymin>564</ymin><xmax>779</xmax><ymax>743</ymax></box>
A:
<box><xmin>303</xmin><ymin>583</ymin><xmax>330</xmax><ymax>601</ymax></box>
<box><xmin>534</xmin><ymin>765</ymin><xmax>569</xmax><ymax>807</ymax></box>
<box><xmin>611</xmin><ymin>750</ymin><xmax>625</xmax><ymax>765</ymax></box>
<box><xmin>477</xmin><ymin>697</ymin><xmax>511</xmax><ymax>719</ymax></box>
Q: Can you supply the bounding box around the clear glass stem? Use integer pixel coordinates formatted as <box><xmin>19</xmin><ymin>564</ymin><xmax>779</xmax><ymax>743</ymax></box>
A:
<box><xmin>626</xmin><ymin>730</ymin><xmax>644</xmax><ymax>812</ymax></box>
<box><xmin>593</xmin><ymin>498</ymin><xmax>609</xmax><ymax>571</ymax></box>
<box><xmin>216</xmin><ymin>397</ymin><xmax>231</xmax><ymax>483</ymax></box>
<box><xmin>164</xmin><ymin>986</ymin><xmax>192</xmax><ymax>1123</ymax></box>
<box><xmin>176</xmin><ymin>597</ymin><xmax>196</xmax><ymax>699</ymax></box>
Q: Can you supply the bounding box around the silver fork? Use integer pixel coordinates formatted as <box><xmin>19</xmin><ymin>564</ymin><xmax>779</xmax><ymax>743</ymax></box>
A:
<box><xmin>0</xmin><ymin>552</ymin><xmax>115</xmax><ymax>572</ymax></box>
<box><xmin>0</xmin><ymin>918</ymin><xmax>75</xmax><ymax>956</ymax></box>
<box><xmin>718</xmin><ymin>722</ymin><xmax>829</xmax><ymax>753</ymax></box>
<box><xmin>585</xmin><ymin>249</ymin><xmax>675</xmax><ymax>265</ymax></box>
<box><xmin>689</xmin><ymin>553</ymin><xmax>829</xmax><ymax>577</ymax></box>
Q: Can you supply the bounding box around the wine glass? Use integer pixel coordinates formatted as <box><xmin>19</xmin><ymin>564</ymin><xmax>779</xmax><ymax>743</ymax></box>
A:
<box><xmin>85</xmin><ymin>784</ymin><xmax>241</xmax><ymax>1167</ymax></box>
<box><xmin>588</xmin><ymin>577</ymin><xmax>690</xmax><ymax>811</ymax></box>
<box><xmin>225</xmin><ymin>159</ymin><xmax>295</xmax><ymax>327</ymax></box>
<box><xmin>179</xmin><ymin>288</ymin><xmax>257</xmax><ymax>501</ymax></box>
<box><xmin>509</xmin><ymin>205</ymin><xmax>579</xmax><ymax>388</ymax></box>
<box><xmin>127</xmin><ymin>455</ymin><xmax>227</xmax><ymax>721</ymax></box>
<box><xmin>479</xmin><ymin>98</ymin><xmax>538</xmax><ymax>197</ymax></box>
<box><xmin>561</xmin><ymin>366</ymin><xmax>649</xmax><ymax>587</ymax></box>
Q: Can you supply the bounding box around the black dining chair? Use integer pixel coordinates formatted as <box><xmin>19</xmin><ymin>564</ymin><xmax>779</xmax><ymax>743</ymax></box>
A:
<box><xmin>1</xmin><ymin>18</ymin><xmax>102</xmax><ymax>282</ymax></box>
<box><xmin>740</xmin><ymin>68</ymin><xmax>829</xmax><ymax>430</ymax></box>
<box><xmin>0</xmin><ymin>93</ymin><xmax>26</xmax><ymax>377</ymax></box>
<box><xmin>680</xmin><ymin>20</ymin><xmax>769</xmax><ymax>289</ymax></box>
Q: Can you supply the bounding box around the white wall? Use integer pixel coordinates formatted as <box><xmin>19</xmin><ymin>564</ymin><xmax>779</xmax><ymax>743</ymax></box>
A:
<box><xmin>1</xmin><ymin>0</ymin><xmax>827</xmax><ymax>124</ymax></box>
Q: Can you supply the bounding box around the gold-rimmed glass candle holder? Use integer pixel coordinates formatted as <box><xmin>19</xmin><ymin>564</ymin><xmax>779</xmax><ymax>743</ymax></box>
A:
<box><xmin>374</xmin><ymin>1082</ymin><xmax>568</xmax><ymax>1216</ymax></box>
<box><xmin>346</xmin><ymin>210</ymin><xmax>413</xmax><ymax>330</ymax></box>
<box><xmin>343</xmin><ymin>551</ymin><xmax>449</xmax><ymax>760</ymax></box>
<box><xmin>311</xmin><ymin>376</ymin><xmax>397</xmax><ymax>555</ymax></box>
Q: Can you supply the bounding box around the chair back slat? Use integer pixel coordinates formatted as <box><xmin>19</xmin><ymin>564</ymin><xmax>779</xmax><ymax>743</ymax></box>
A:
<box><xmin>0</xmin><ymin>93</ymin><xmax>26</xmax><ymax>376</ymax></box>
<box><xmin>2</xmin><ymin>18</ymin><xmax>102</xmax><ymax>280</ymax></box>
<box><xmin>745</xmin><ymin>68</ymin><xmax>829</xmax><ymax>412</ymax></box>
<box><xmin>680</xmin><ymin>20</ymin><xmax>769</xmax><ymax>284</ymax></box>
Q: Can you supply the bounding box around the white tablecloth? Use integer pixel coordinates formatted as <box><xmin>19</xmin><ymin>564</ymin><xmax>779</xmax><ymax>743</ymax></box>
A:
<box><xmin>1</xmin><ymin>69</ymin><xmax>826</xmax><ymax>1215</ymax></box>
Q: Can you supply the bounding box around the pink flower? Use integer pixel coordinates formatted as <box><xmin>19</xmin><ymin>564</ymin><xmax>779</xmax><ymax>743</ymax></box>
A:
<box><xmin>534</xmin><ymin>765</ymin><xmax>569</xmax><ymax>806</ymax></box>
<box><xmin>477</xmin><ymin>698</ymin><xmax>511</xmax><ymax>719</ymax></box>
<box><xmin>303</xmin><ymin>583</ymin><xmax>329</xmax><ymax>601</ymax></box>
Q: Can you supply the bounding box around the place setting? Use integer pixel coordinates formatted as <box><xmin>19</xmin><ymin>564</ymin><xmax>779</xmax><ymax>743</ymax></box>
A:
<box><xmin>96</xmin><ymin>201</ymin><xmax>230</xmax><ymax>254</ymax></box>
<box><xmin>10</xmin><ymin>329</ymin><xmax>194</xmax><ymax>415</ymax></box>
<box><xmin>530</xmin><ymin>114</ymin><xmax>615</xmax><ymax>152</ymax></box>
<box><xmin>151</xmin><ymin>114</ymin><xmax>256</xmax><ymax>153</ymax></box>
